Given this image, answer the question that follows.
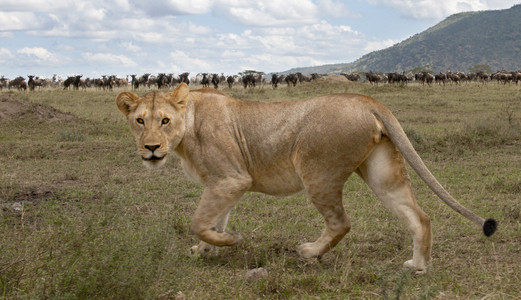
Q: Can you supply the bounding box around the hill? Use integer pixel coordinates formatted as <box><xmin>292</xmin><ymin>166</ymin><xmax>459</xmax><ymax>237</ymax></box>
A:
<box><xmin>284</xmin><ymin>4</ymin><xmax>521</xmax><ymax>74</ymax></box>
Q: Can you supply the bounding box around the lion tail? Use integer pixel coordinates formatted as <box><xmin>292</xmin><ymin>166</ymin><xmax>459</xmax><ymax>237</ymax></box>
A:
<box><xmin>373</xmin><ymin>109</ymin><xmax>497</xmax><ymax>237</ymax></box>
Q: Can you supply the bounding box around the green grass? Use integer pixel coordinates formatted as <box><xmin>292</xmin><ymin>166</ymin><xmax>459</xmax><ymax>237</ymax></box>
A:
<box><xmin>1</xmin><ymin>80</ymin><xmax>520</xmax><ymax>299</ymax></box>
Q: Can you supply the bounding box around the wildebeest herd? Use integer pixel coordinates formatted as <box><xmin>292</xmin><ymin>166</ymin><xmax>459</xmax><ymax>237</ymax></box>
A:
<box><xmin>1</xmin><ymin>69</ymin><xmax>520</xmax><ymax>91</ymax></box>
<box><xmin>362</xmin><ymin>70</ymin><xmax>521</xmax><ymax>85</ymax></box>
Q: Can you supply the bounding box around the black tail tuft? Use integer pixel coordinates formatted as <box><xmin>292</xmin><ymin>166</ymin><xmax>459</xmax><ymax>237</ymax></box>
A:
<box><xmin>483</xmin><ymin>218</ymin><xmax>497</xmax><ymax>237</ymax></box>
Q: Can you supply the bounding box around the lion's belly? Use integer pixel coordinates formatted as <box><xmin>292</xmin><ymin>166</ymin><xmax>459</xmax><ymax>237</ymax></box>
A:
<box><xmin>248</xmin><ymin>165</ymin><xmax>304</xmax><ymax>196</ymax></box>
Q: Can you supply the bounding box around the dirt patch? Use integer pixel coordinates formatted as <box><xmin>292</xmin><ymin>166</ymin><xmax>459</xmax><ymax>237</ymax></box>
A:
<box><xmin>0</xmin><ymin>188</ymin><xmax>56</xmax><ymax>216</ymax></box>
<box><xmin>0</xmin><ymin>94</ymin><xmax>74</xmax><ymax>122</ymax></box>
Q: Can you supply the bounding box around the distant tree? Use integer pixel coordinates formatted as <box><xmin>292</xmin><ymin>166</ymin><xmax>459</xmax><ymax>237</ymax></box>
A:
<box><xmin>240</xmin><ymin>70</ymin><xmax>264</xmax><ymax>76</ymax></box>
<box><xmin>409</xmin><ymin>65</ymin><xmax>433</xmax><ymax>74</ymax></box>
<box><xmin>469</xmin><ymin>64</ymin><xmax>493</xmax><ymax>74</ymax></box>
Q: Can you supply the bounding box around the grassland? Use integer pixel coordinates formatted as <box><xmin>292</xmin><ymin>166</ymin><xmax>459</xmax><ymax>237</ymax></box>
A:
<box><xmin>1</xmin><ymin>78</ymin><xmax>520</xmax><ymax>299</ymax></box>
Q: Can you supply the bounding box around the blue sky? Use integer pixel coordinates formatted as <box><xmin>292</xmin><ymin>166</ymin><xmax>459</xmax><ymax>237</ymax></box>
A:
<box><xmin>0</xmin><ymin>0</ymin><xmax>519</xmax><ymax>79</ymax></box>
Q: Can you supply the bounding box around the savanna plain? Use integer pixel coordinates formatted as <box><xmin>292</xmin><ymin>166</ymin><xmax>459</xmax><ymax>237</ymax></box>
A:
<box><xmin>0</xmin><ymin>77</ymin><xmax>520</xmax><ymax>299</ymax></box>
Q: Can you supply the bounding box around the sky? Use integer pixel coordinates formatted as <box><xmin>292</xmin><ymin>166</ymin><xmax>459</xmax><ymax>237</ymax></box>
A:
<box><xmin>1</xmin><ymin>0</ymin><xmax>519</xmax><ymax>79</ymax></box>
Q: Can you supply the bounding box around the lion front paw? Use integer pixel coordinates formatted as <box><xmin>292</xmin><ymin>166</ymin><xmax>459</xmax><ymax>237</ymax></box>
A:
<box><xmin>403</xmin><ymin>260</ymin><xmax>428</xmax><ymax>275</ymax></box>
<box><xmin>297</xmin><ymin>242</ymin><xmax>322</xmax><ymax>259</ymax></box>
<box><xmin>190</xmin><ymin>241</ymin><xmax>219</xmax><ymax>257</ymax></box>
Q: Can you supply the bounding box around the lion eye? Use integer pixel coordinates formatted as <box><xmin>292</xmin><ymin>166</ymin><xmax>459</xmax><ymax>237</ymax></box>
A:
<box><xmin>136</xmin><ymin>118</ymin><xmax>144</xmax><ymax>124</ymax></box>
<box><xmin>162</xmin><ymin>118</ymin><xmax>170</xmax><ymax>125</ymax></box>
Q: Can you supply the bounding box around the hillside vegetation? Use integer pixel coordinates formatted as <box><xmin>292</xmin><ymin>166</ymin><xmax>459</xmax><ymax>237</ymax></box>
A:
<box><xmin>287</xmin><ymin>4</ymin><xmax>521</xmax><ymax>74</ymax></box>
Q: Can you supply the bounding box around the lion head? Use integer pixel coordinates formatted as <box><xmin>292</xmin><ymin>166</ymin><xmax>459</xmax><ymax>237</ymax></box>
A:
<box><xmin>116</xmin><ymin>83</ymin><xmax>189</xmax><ymax>168</ymax></box>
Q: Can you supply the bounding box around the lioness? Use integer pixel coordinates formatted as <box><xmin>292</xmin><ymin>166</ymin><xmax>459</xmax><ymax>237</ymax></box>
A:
<box><xmin>116</xmin><ymin>83</ymin><xmax>496</xmax><ymax>274</ymax></box>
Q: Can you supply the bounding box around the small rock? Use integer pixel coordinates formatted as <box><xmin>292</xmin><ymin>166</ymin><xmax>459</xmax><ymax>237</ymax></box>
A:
<box><xmin>245</xmin><ymin>267</ymin><xmax>268</xmax><ymax>281</ymax></box>
<box><xmin>11</xmin><ymin>202</ymin><xmax>23</xmax><ymax>212</ymax></box>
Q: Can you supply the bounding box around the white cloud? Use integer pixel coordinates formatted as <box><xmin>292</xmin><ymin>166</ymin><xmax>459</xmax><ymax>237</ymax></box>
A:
<box><xmin>131</xmin><ymin>32</ymin><xmax>166</xmax><ymax>44</ymax></box>
<box><xmin>368</xmin><ymin>0</ymin><xmax>521</xmax><ymax>20</ymax></box>
<box><xmin>176</xmin><ymin>0</ymin><xmax>214</xmax><ymax>14</ymax></box>
<box><xmin>0</xmin><ymin>12</ymin><xmax>40</xmax><ymax>30</ymax></box>
<box><xmin>169</xmin><ymin>50</ymin><xmax>212</xmax><ymax>73</ymax></box>
<box><xmin>112</xmin><ymin>0</ymin><xmax>131</xmax><ymax>12</ymax></box>
<box><xmin>56</xmin><ymin>44</ymin><xmax>75</xmax><ymax>51</ymax></box>
<box><xmin>299</xmin><ymin>21</ymin><xmax>358</xmax><ymax>39</ymax></box>
<box><xmin>363</xmin><ymin>39</ymin><xmax>398</xmax><ymax>53</ymax></box>
<box><xmin>223</xmin><ymin>0</ymin><xmax>318</xmax><ymax>26</ymax></box>
<box><xmin>18</xmin><ymin>47</ymin><xmax>59</xmax><ymax>64</ymax></box>
<box><xmin>0</xmin><ymin>48</ymin><xmax>14</xmax><ymax>63</ymax></box>
<box><xmin>76</xmin><ymin>2</ymin><xmax>106</xmax><ymax>21</ymax></box>
<box><xmin>83</xmin><ymin>52</ymin><xmax>137</xmax><ymax>67</ymax></box>
<box><xmin>221</xmin><ymin>50</ymin><xmax>247</xmax><ymax>59</ymax></box>
<box><xmin>317</xmin><ymin>0</ymin><xmax>359</xmax><ymax>18</ymax></box>
<box><xmin>0</xmin><ymin>0</ymin><xmax>70</xmax><ymax>12</ymax></box>
<box><xmin>120</xmin><ymin>41</ymin><xmax>141</xmax><ymax>53</ymax></box>
<box><xmin>216</xmin><ymin>32</ymin><xmax>251</xmax><ymax>49</ymax></box>
<box><xmin>187</xmin><ymin>22</ymin><xmax>212</xmax><ymax>35</ymax></box>
<box><xmin>253</xmin><ymin>34</ymin><xmax>297</xmax><ymax>53</ymax></box>
<box><xmin>0</xmin><ymin>48</ymin><xmax>13</xmax><ymax>57</ymax></box>
<box><xmin>130</xmin><ymin>0</ymin><xmax>214</xmax><ymax>17</ymax></box>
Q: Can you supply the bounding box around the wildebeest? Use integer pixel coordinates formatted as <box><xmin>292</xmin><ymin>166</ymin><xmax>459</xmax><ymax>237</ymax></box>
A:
<box><xmin>130</xmin><ymin>75</ymin><xmax>139</xmax><ymax>89</ymax></box>
<box><xmin>415</xmin><ymin>72</ymin><xmax>434</xmax><ymax>86</ymax></box>
<box><xmin>271</xmin><ymin>74</ymin><xmax>280</xmax><ymax>89</ymax></box>
<box><xmin>435</xmin><ymin>73</ymin><xmax>447</xmax><ymax>85</ymax></box>
<box><xmin>387</xmin><ymin>72</ymin><xmax>408</xmax><ymax>85</ymax></box>
<box><xmin>365</xmin><ymin>72</ymin><xmax>381</xmax><ymax>85</ymax></box>
<box><xmin>511</xmin><ymin>71</ymin><xmax>521</xmax><ymax>85</ymax></box>
<box><xmin>179</xmin><ymin>72</ymin><xmax>190</xmax><ymax>85</ymax></box>
<box><xmin>201</xmin><ymin>73</ymin><xmax>210</xmax><ymax>87</ymax></box>
<box><xmin>342</xmin><ymin>73</ymin><xmax>360</xmax><ymax>81</ymax></box>
<box><xmin>242</xmin><ymin>74</ymin><xmax>256</xmax><ymax>88</ymax></box>
<box><xmin>8</xmin><ymin>76</ymin><xmax>27</xmax><ymax>91</ymax></box>
<box><xmin>157</xmin><ymin>73</ymin><xmax>167</xmax><ymax>89</ymax></box>
<box><xmin>138</xmin><ymin>73</ymin><xmax>151</xmax><ymax>88</ymax></box>
<box><xmin>72</xmin><ymin>75</ymin><xmax>83</xmax><ymax>90</ymax></box>
<box><xmin>27</xmin><ymin>75</ymin><xmax>45</xmax><ymax>90</ymax></box>
<box><xmin>476</xmin><ymin>71</ymin><xmax>490</xmax><ymax>84</ymax></box>
<box><xmin>285</xmin><ymin>73</ymin><xmax>298</xmax><ymax>87</ymax></box>
<box><xmin>227</xmin><ymin>76</ymin><xmax>234</xmax><ymax>88</ymax></box>
<box><xmin>211</xmin><ymin>73</ymin><xmax>220</xmax><ymax>89</ymax></box>
<box><xmin>0</xmin><ymin>76</ymin><xmax>7</xmax><ymax>91</ymax></box>
<box><xmin>446</xmin><ymin>72</ymin><xmax>461</xmax><ymax>85</ymax></box>
<box><xmin>494</xmin><ymin>71</ymin><xmax>514</xmax><ymax>84</ymax></box>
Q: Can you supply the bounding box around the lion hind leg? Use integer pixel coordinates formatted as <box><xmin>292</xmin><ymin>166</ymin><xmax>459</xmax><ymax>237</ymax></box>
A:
<box><xmin>357</xmin><ymin>140</ymin><xmax>432</xmax><ymax>274</ymax></box>
<box><xmin>297</xmin><ymin>186</ymin><xmax>351</xmax><ymax>259</ymax></box>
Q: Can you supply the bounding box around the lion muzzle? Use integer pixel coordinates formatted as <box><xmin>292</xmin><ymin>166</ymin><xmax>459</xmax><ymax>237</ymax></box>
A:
<box><xmin>140</xmin><ymin>144</ymin><xmax>167</xmax><ymax>167</ymax></box>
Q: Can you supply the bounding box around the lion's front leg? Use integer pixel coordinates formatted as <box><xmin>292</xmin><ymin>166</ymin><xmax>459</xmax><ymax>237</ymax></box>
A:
<box><xmin>190</xmin><ymin>211</ymin><xmax>231</xmax><ymax>257</ymax></box>
<box><xmin>189</xmin><ymin>178</ymin><xmax>250</xmax><ymax>255</ymax></box>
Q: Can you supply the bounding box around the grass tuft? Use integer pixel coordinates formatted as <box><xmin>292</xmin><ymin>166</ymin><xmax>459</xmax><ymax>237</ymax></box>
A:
<box><xmin>57</xmin><ymin>130</ymin><xmax>85</xmax><ymax>142</ymax></box>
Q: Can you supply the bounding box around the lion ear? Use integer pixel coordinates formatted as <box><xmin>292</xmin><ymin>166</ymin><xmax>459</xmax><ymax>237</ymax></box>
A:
<box><xmin>170</xmin><ymin>83</ymin><xmax>189</xmax><ymax>111</ymax></box>
<box><xmin>116</xmin><ymin>92</ymin><xmax>140</xmax><ymax>116</ymax></box>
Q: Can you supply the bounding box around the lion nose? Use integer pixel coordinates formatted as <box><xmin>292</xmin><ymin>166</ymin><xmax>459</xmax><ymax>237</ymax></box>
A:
<box><xmin>145</xmin><ymin>144</ymin><xmax>160</xmax><ymax>152</ymax></box>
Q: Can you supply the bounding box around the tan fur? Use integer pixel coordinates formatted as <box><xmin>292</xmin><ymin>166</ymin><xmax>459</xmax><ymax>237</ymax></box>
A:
<box><xmin>116</xmin><ymin>83</ymin><xmax>491</xmax><ymax>274</ymax></box>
